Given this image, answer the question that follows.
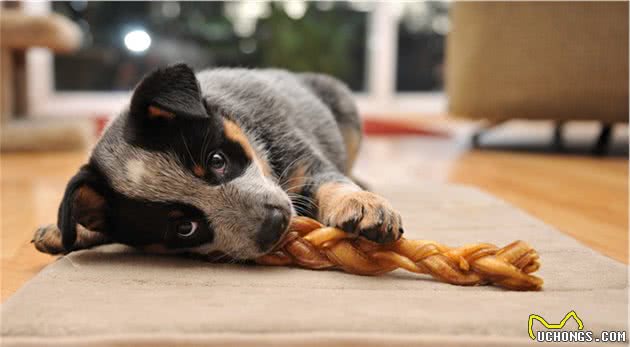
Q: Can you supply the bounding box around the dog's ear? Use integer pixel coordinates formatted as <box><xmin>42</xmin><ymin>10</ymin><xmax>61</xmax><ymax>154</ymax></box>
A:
<box><xmin>129</xmin><ymin>63</ymin><xmax>207</xmax><ymax>121</ymax></box>
<box><xmin>57</xmin><ymin>164</ymin><xmax>108</xmax><ymax>251</ymax></box>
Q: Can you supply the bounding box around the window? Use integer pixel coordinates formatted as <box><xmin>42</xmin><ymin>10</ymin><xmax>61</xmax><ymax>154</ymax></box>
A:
<box><xmin>27</xmin><ymin>1</ymin><xmax>448</xmax><ymax>118</ymax></box>
<box><xmin>396</xmin><ymin>2</ymin><xmax>449</xmax><ymax>91</ymax></box>
<box><xmin>52</xmin><ymin>1</ymin><xmax>368</xmax><ymax>91</ymax></box>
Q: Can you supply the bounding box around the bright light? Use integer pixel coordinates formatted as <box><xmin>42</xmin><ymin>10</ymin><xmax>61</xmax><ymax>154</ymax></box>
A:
<box><xmin>224</xmin><ymin>1</ymin><xmax>270</xmax><ymax>37</ymax></box>
<box><xmin>124</xmin><ymin>30</ymin><xmax>151</xmax><ymax>53</ymax></box>
<box><xmin>284</xmin><ymin>0</ymin><xmax>307</xmax><ymax>20</ymax></box>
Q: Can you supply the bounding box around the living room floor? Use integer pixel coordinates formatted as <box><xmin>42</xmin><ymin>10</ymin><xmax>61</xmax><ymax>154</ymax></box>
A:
<box><xmin>1</xmin><ymin>119</ymin><xmax>628</xmax><ymax>302</ymax></box>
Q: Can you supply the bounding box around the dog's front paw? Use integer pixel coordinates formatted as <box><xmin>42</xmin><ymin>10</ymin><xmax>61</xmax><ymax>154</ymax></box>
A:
<box><xmin>321</xmin><ymin>191</ymin><xmax>403</xmax><ymax>243</ymax></box>
<box><xmin>32</xmin><ymin>224</ymin><xmax>65</xmax><ymax>254</ymax></box>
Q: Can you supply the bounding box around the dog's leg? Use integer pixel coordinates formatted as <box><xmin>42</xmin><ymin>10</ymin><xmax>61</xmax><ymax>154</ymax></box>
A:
<box><xmin>309</xmin><ymin>173</ymin><xmax>403</xmax><ymax>243</ymax></box>
<box><xmin>32</xmin><ymin>224</ymin><xmax>111</xmax><ymax>254</ymax></box>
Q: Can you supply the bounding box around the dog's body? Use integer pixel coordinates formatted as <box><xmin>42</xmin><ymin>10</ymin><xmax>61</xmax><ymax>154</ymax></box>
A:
<box><xmin>34</xmin><ymin>65</ymin><xmax>402</xmax><ymax>259</ymax></box>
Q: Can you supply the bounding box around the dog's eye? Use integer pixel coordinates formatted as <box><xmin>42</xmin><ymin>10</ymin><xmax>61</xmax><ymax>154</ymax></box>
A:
<box><xmin>175</xmin><ymin>221</ymin><xmax>198</xmax><ymax>238</ymax></box>
<box><xmin>209</xmin><ymin>153</ymin><xmax>227</xmax><ymax>174</ymax></box>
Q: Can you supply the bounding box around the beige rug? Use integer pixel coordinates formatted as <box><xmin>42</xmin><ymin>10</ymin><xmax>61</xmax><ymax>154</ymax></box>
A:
<box><xmin>2</xmin><ymin>184</ymin><xmax>627</xmax><ymax>346</ymax></box>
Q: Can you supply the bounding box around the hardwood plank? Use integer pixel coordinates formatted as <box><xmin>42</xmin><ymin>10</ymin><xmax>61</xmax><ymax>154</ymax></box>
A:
<box><xmin>448</xmin><ymin>151</ymin><xmax>628</xmax><ymax>262</ymax></box>
<box><xmin>1</xmin><ymin>151</ymin><xmax>88</xmax><ymax>301</ymax></box>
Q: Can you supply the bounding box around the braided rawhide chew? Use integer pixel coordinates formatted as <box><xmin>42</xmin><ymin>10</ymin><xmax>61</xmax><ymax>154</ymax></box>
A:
<box><xmin>256</xmin><ymin>217</ymin><xmax>543</xmax><ymax>291</ymax></box>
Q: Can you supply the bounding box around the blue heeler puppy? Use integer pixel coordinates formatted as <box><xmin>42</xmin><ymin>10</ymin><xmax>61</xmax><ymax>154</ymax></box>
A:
<box><xmin>33</xmin><ymin>64</ymin><xmax>403</xmax><ymax>260</ymax></box>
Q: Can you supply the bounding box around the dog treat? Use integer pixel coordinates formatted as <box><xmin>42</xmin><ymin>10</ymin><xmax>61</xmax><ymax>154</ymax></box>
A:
<box><xmin>256</xmin><ymin>217</ymin><xmax>543</xmax><ymax>291</ymax></box>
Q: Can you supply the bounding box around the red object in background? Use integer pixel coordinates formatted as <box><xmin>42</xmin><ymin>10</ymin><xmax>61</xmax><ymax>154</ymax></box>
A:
<box><xmin>94</xmin><ymin>116</ymin><xmax>450</xmax><ymax>138</ymax></box>
<box><xmin>362</xmin><ymin>119</ymin><xmax>450</xmax><ymax>137</ymax></box>
<box><xmin>94</xmin><ymin>116</ymin><xmax>110</xmax><ymax>137</ymax></box>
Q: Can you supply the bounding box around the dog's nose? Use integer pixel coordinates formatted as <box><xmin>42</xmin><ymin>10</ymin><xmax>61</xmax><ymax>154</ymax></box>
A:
<box><xmin>256</xmin><ymin>206</ymin><xmax>290</xmax><ymax>252</ymax></box>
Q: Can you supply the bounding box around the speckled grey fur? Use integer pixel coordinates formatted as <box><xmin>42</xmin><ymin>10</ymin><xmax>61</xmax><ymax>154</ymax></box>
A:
<box><xmin>86</xmin><ymin>67</ymin><xmax>362</xmax><ymax>258</ymax></box>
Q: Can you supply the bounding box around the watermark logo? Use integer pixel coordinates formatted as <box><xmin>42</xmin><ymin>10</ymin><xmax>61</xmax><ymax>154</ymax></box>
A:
<box><xmin>528</xmin><ymin>311</ymin><xmax>584</xmax><ymax>340</ymax></box>
<box><xmin>528</xmin><ymin>311</ymin><xmax>626</xmax><ymax>343</ymax></box>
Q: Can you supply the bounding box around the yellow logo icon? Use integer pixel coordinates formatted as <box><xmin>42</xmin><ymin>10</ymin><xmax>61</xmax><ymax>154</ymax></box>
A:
<box><xmin>528</xmin><ymin>311</ymin><xmax>584</xmax><ymax>340</ymax></box>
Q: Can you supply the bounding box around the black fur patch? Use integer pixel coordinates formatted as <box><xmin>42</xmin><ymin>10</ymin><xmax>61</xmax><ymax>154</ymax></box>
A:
<box><xmin>57</xmin><ymin>164</ymin><xmax>110</xmax><ymax>250</ymax></box>
<box><xmin>130</xmin><ymin>63</ymin><xmax>208</xmax><ymax>120</ymax></box>
<box><xmin>107</xmin><ymin>193</ymin><xmax>214</xmax><ymax>249</ymax></box>
<box><xmin>124</xmin><ymin>63</ymin><xmax>252</xmax><ymax>185</ymax></box>
<box><xmin>62</xmin><ymin>162</ymin><xmax>215</xmax><ymax>250</ymax></box>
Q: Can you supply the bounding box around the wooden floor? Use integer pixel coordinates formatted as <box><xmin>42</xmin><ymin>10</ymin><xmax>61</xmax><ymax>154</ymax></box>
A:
<box><xmin>1</xmin><ymin>122</ymin><xmax>628</xmax><ymax>302</ymax></box>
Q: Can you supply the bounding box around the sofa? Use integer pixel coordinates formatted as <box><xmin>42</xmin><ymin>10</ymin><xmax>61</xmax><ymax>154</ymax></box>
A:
<box><xmin>445</xmin><ymin>2</ymin><xmax>628</xmax><ymax>153</ymax></box>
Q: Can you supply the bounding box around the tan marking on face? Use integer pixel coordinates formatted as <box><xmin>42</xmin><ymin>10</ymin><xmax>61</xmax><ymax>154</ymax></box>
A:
<box><xmin>223</xmin><ymin>119</ymin><xmax>272</xmax><ymax>176</ymax></box>
<box><xmin>73</xmin><ymin>185</ymin><xmax>106</xmax><ymax>231</ymax></box>
<box><xmin>76</xmin><ymin>185</ymin><xmax>105</xmax><ymax>208</ymax></box>
<box><xmin>284</xmin><ymin>162</ymin><xmax>309</xmax><ymax>194</ymax></box>
<box><xmin>148</xmin><ymin>105</ymin><xmax>175</xmax><ymax>119</ymax></box>
<box><xmin>193</xmin><ymin>165</ymin><xmax>206</xmax><ymax>178</ymax></box>
<box><xmin>168</xmin><ymin>210</ymin><xmax>185</xmax><ymax>219</ymax></box>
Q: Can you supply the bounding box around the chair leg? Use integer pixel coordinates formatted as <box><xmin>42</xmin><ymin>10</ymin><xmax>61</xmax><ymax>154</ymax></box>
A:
<box><xmin>592</xmin><ymin>123</ymin><xmax>612</xmax><ymax>156</ymax></box>
<box><xmin>471</xmin><ymin>120</ymin><xmax>506</xmax><ymax>148</ymax></box>
<box><xmin>471</xmin><ymin>131</ymin><xmax>482</xmax><ymax>147</ymax></box>
<box><xmin>552</xmin><ymin>121</ymin><xmax>564</xmax><ymax>151</ymax></box>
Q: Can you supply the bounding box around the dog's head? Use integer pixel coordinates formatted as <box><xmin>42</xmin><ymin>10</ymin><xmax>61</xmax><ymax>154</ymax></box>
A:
<box><xmin>57</xmin><ymin>64</ymin><xmax>292</xmax><ymax>259</ymax></box>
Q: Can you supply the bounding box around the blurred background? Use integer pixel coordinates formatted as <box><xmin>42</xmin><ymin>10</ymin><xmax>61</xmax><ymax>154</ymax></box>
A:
<box><xmin>1</xmin><ymin>1</ymin><xmax>627</xmax><ymax>152</ymax></box>
<box><xmin>8</xmin><ymin>1</ymin><xmax>450</xmax><ymax>120</ymax></box>
<box><xmin>0</xmin><ymin>1</ymin><xmax>628</xmax><ymax>299</ymax></box>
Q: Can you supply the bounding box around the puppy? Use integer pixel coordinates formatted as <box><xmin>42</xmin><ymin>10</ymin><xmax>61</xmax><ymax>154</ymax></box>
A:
<box><xmin>33</xmin><ymin>64</ymin><xmax>403</xmax><ymax>260</ymax></box>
